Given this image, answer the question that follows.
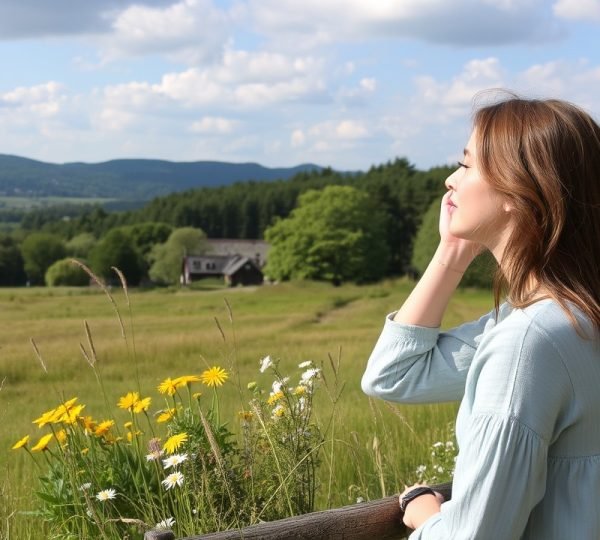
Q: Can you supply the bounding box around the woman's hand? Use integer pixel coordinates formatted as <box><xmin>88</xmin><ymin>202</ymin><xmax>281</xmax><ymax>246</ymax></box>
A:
<box><xmin>438</xmin><ymin>190</ymin><xmax>484</xmax><ymax>270</ymax></box>
<box><xmin>399</xmin><ymin>483</ymin><xmax>445</xmax><ymax>530</ymax></box>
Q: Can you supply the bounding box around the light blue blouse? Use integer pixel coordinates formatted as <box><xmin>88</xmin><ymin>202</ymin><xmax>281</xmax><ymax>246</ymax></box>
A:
<box><xmin>362</xmin><ymin>300</ymin><xmax>600</xmax><ymax>539</ymax></box>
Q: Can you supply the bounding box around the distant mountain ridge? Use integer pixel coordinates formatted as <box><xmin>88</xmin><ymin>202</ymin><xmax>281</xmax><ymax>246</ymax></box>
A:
<box><xmin>0</xmin><ymin>154</ymin><xmax>323</xmax><ymax>200</ymax></box>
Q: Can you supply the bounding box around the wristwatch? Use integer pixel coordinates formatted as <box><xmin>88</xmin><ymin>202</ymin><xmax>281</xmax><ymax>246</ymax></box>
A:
<box><xmin>400</xmin><ymin>486</ymin><xmax>436</xmax><ymax>512</ymax></box>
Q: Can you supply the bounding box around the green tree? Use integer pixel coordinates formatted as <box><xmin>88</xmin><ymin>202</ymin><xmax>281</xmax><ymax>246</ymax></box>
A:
<box><xmin>66</xmin><ymin>233</ymin><xmax>96</xmax><ymax>259</ymax></box>
<box><xmin>0</xmin><ymin>235</ymin><xmax>27</xmax><ymax>286</ymax></box>
<box><xmin>264</xmin><ymin>185</ymin><xmax>389</xmax><ymax>285</ymax></box>
<box><xmin>45</xmin><ymin>258</ymin><xmax>89</xmax><ymax>286</ymax></box>
<box><xmin>21</xmin><ymin>232</ymin><xmax>66</xmax><ymax>285</ymax></box>
<box><xmin>89</xmin><ymin>229</ymin><xmax>145</xmax><ymax>286</ymax></box>
<box><xmin>411</xmin><ymin>197</ymin><xmax>496</xmax><ymax>288</ymax></box>
<box><xmin>120</xmin><ymin>222</ymin><xmax>173</xmax><ymax>260</ymax></box>
<box><xmin>149</xmin><ymin>227</ymin><xmax>208</xmax><ymax>285</ymax></box>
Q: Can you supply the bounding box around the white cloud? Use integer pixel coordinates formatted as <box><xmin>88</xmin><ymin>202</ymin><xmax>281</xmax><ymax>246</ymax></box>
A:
<box><xmin>335</xmin><ymin>120</ymin><xmax>369</xmax><ymax>139</ymax></box>
<box><xmin>246</xmin><ymin>0</ymin><xmax>562</xmax><ymax>48</ymax></box>
<box><xmin>190</xmin><ymin>116</ymin><xmax>238</xmax><ymax>134</ymax></box>
<box><xmin>290</xmin><ymin>129</ymin><xmax>306</xmax><ymax>148</ymax></box>
<box><xmin>105</xmin><ymin>0</ymin><xmax>229</xmax><ymax>64</ymax></box>
<box><xmin>553</xmin><ymin>0</ymin><xmax>600</xmax><ymax>21</ymax></box>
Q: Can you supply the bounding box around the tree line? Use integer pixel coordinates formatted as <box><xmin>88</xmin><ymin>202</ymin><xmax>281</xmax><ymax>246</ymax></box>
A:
<box><xmin>0</xmin><ymin>158</ymin><xmax>495</xmax><ymax>288</ymax></box>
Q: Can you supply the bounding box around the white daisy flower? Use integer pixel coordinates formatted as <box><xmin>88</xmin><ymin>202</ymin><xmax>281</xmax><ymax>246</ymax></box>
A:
<box><xmin>96</xmin><ymin>488</ymin><xmax>117</xmax><ymax>501</ymax></box>
<box><xmin>162</xmin><ymin>471</ymin><xmax>184</xmax><ymax>490</ymax></box>
<box><xmin>156</xmin><ymin>517</ymin><xmax>176</xmax><ymax>529</ymax></box>
<box><xmin>298</xmin><ymin>360</ymin><xmax>312</xmax><ymax>369</ymax></box>
<box><xmin>162</xmin><ymin>453</ymin><xmax>188</xmax><ymax>470</ymax></box>
<box><xmin>259</xmin><ymin>355</ymin><xmax>273</xmax><ymax>373</ymax></box>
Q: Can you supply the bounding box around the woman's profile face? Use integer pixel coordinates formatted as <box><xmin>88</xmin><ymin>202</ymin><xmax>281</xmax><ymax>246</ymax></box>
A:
<box><xmin>444</xmin><ymin>130</ymin><xmax>514</xmax><ymax>257</ymax></box>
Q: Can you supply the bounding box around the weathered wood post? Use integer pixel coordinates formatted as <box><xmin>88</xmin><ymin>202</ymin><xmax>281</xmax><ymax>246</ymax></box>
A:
<box><xmin>170</xmin><ymin>483</ymin><xmax>452</xmax><ymax>540</ymax></box>
<box><xmin>145</xmin><ymin>530</ymin><xmax>176</xmax><ymax>540</ymax></box>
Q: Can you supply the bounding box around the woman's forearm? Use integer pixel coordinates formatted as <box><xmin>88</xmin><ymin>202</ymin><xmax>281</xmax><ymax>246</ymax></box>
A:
<box><xmin>393</xmin><ymin>243</ymin><xmax>475</xmax><ymax>327</ymax></box>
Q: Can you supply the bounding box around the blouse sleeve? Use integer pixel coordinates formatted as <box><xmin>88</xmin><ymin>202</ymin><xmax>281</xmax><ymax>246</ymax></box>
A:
<box><xmin>409</xmin><ymin>413</ymin><xmax>548</xmax><ymax>540</ymax></box>
<box><xmin>409</xmin><ymin>311</ymin><xmax>573</xmax><ymax>539</ymax></box>
<box><xmin>361</xmin><ymin>308</ymin><xmax>500</xmax><ymax>403</ymax></box>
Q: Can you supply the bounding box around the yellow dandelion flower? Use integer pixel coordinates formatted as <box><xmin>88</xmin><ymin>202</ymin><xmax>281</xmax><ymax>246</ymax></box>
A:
<box><xmin>272</xmin><ymin>404</ymin><xmax>285</xmax><ymax>418</ymax></box>
<box><xmin>156</xmin><ymin>408</ymin><xmax>176</xmax><ymax>423</ymax></box>
<box><xmin>79</xmin><ymin>416</ymin><xmax>97</xmax><ymax>434</ymax></box>
<box><xmin>56</xmin><ymin>429</ymin><xmax>68</xmax><ymax>446</ymax></box>
<box><xmin>200</xmin><ymin>366</ymin><xmax>229</xmax><ymax>388</ymax></box>
<box><xmin>293</xmin><ymin>386</ymin><xmax>307</xmax><ymax>396</ymax></box>
<box><xmin>133</xmin><ymin>396</ymin><xmax>151</xmax><ymax>414</ymax></box>
<box><xmin>158</xmin><ymin>378</ymin><xmax>178</xmax><ymax>396</ymax></box>
<box><xmin>31</xmin><ymin>433</ymin><xmax>53</xmax><ymax>452</ymax></box>
<box><xmin>57</xmin><ymin>403</ymin><xmax>85</xmax><ymax>425</ymax></box>
<box><xmin>238</xmin><ymin>411</ymin><xmax>254</xmax><ymax>422</ymax></box>
<box><xmin>127</xmin><ymin>432</ymin><xmax>134</xmax><ymax>442</ymax></box>
<box><xmin>81</xmin><ymin>448</ymin><xmax>89</xmax><ymax>455</ymax></box>
<box><xmin>163</xmin><ymin>432</ymin><xmax>188</xmax><ymax>454</ymax></box>
<box><xmin>12</xmin><ymin>435</ymin><xmax>29</xmax><ymax>450</ymax></box>
<box><xmin>193</xmin><ymin>392</ymin><xmax>202</xmax><ymax>400</ymax></box>
<box><xmin>118</xmin><ymin>392</ymin><xmax>140</xmax><ymax>411</ymax></box>
<box><xmin>33</xmin><ymin>409</ymin><xmax>58</xmax><ymax>428</ymax></box>
<box><xmin>267</xmin><ymin>391</ymin><xmax>284</xmax><ymax>405</ymax></box>
<box><xmin>94</xmin><ymin>420</ymin><xmax>115</xmax><ymax>437</ymax></box>
<box><xmin>174</xmin><ymin>375</ymin><xmax>201</xmax><ymax>388</ymax></box>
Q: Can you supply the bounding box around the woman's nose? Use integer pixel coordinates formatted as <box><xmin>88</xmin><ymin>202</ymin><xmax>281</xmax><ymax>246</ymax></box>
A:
<box><xmin>445</xmin><ymin>169</ymin><xmax>458</xmax><ymax>191</ymax></box>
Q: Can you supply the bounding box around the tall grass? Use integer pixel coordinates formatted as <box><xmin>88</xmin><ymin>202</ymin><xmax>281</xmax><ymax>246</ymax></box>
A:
<box><xmin>0</xmin><ymin>279</ymin><xmax>492</xmax><ymax>538</ymax></box>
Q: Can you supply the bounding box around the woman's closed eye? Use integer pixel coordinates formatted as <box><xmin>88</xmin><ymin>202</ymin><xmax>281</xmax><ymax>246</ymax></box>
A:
<box><xmin>458</xmin><ymin>161</ymin><xmax>469</xmax><ymax>169</ymax></box>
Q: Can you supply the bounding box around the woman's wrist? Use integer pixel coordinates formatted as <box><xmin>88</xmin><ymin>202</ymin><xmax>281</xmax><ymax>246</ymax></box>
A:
<box><xmin>434</xmin><ymin>242</ymin><xmax>479</xmax><ymax>274</ymax></box>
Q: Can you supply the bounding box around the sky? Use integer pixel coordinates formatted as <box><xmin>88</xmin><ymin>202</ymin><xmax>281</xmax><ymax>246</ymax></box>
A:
<box><xmin>1</xmin><ymin>0</ymin><xmax>600</xmax><ymax>171</ymax></box>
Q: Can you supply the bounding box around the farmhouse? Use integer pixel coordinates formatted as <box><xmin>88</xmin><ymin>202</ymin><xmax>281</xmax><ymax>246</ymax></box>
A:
<box><xmin>181</xmin><ymin>239</ymin><xmax>270</xmax><ymax>286</ymax></box>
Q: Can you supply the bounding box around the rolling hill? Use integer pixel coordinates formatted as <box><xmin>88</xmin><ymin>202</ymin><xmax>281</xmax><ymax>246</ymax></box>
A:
<box><xmin>0</xmin><ymin>154</ymin><xmax>322</xmax><ymax>201</ymax></box>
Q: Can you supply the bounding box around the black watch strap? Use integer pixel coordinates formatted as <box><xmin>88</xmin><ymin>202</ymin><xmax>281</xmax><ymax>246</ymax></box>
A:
<box><xmin>400</xmin><ymin>486</ymin><xmax>436</xmax><ymax>512</ymax></box>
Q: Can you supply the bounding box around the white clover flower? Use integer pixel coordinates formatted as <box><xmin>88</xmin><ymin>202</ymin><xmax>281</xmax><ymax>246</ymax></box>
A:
<box><xmin>300</xmin><ymin>368</ymin><xmax>320</xmax><ymax>383</ymax></box>
<box><xmin>298</xmin><ymin>360</ymin><xmax>312</xmax><ymax>369</ymax></box>
<box><xmin>295</xmin><ymin>396</ymin><xmax>307</xmax><ymax>413</ymax></box>
<box><xmin>146</xmin><ymin>450</ymin><xmax>164</xmax><ymax>462</ymax></box>
<box><xmin>79</xmin><ymin>482</ymin><xmax>92</xmax><ymax>491</ymax></box>
<box><xmin>156</xmin><ymin>517</ymin><xmax>176</xmax><ymax>529</ymax></box>
<box><xmin>436</xmin><ymin>465</ymin><xmax>444</xmax><ymax>473</ymax></box>
<box><xmin>356</xmin><ymin>496</ymin><xmax>365</xmax><ymax>503</ymax></box>
<box><xmin>433</xmin><ymin>441</ymin><xmax>444</xmax><ymax>448</ymax></box>
<box><xmin>96</xmin><ymin>488</ymin><xmax>117</xmax><ymax>501</ymax></box>
<box><xmin>162</xmin><ymin>453</ymin><xmax>188</xmax><ymax>470</ymax></box>
<box><xmin>259</xmin><ymin>355</ymin><xmax>273</xmax><ymax>373</ymax></box>
<box><xmin>271</xmin><ymin>377</ymin><xmax>289</xmax><ymax>394</ymax></box>
<box><xmin>416</xmin><ymin>465</ymin><xmax>427</xmax><ymax>475</ymax></box>
<box><xmin>162</xmin><ymin>471</ymin><xmax>184</xmax><ymax>490</ymax></box>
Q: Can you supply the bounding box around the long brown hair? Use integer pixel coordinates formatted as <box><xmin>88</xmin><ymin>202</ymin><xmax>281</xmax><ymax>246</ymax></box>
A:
<box><xmin>473</xmin><ymin>94</ymin><xmax>600</xmax><ymax>333</ymax></box>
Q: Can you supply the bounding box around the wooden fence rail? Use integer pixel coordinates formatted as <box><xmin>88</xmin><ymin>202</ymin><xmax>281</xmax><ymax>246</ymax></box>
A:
<box><xmin>144</xmin><ymin>483</ymin><xmax>452</xmax><ymax>540</ymax></box>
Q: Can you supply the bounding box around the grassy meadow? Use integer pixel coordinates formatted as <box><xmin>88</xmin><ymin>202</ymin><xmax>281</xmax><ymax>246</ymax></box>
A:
<box><xmin>0</xmin><ymin>279</ymin><xmax>493</xmax><ymax>538</ymax></box>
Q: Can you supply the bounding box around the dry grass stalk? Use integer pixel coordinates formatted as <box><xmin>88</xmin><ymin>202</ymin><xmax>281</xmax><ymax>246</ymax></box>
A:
<box><xmin>70</xmin><ymin>259</ymin><xmax>126</xmax><ymax>340</ymax></box>
<box><xmin>30</xmin><ymin>338</ymin><xmax>47</xmax><ymax>373</ymax></box>
<box><xmin>83</xmin><ymin>320</ymin><xmax>98</xmax><ymax>366</ymax></box>
<box><xmin>213</xmin><ymin>317</ymin><xmax>226</xmax><ymax>343</ymax></box>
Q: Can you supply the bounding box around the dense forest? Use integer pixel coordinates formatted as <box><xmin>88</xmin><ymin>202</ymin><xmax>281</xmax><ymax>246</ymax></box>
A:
<box><xmin>0</xmin><ymin>158</ymin><xmax>458</xmax><ymax>287</ymax></box>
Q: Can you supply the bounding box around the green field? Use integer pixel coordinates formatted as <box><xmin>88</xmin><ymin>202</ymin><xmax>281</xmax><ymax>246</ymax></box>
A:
<box><xmin>0</xmin><ymin>280</ymin><xmax>493</xmax><ymax>538</ymax></box>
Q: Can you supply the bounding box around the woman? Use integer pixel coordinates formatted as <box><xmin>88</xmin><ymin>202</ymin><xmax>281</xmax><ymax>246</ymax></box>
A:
<box><xmin>361</xmin><ymin>95</ymin><xmax>600</xmax><ymax>539</ymax></box>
